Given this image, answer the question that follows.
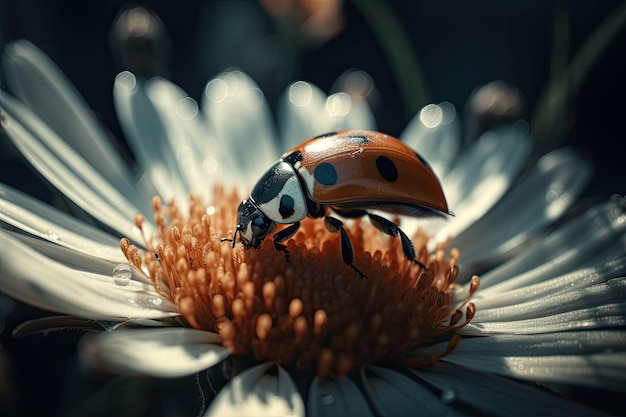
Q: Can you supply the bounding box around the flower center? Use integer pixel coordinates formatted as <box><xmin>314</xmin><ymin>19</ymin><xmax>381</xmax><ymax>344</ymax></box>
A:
<box><xmin>121</xmin><ymin>187</ymin><xmax>479</xmax><ymax>378</ymax></box>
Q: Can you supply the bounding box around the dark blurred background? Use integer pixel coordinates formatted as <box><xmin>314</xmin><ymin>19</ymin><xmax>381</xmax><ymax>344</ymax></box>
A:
<box><xmin>0</xmin><ymin>1</ymin><xmax>624</xmax><ymax>416</ymax></box>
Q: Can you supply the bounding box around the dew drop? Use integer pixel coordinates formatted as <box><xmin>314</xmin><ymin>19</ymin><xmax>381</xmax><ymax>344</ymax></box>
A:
<box><xmin>113</xmin><ymin>263</ymin><xmax>132</xmax><ymax>286</ymax></box>
<box><xmin>176</xmin><ymin>97</ymin><xmax>198</xmax><ymax>120</ymax></box>
<box><xmin>45</xmin><ymin>229</ymin><xmax>61</xmax><ymax>241</ymax></box>
<box><xmin>289</xmin><ymin>81</ymin><xmax>313</xmax><ymax>106</ymax></box>
<box><xmin>318</xmin><ymin>393</ymin><xmax>334</xmax><ymax>406</ymax></box>
<box><xmin>326</xmin><ymin>92</ymin><xmax>351</xmax><ymax>116</ymax></box>
<box><xmin>150</xmin><ymin>297</ymin><xmax>163</xmax><ymax>305</ymax></box>
<box><xmin>419</xmin><ymin>104</ymin><xmax>443</xmax><ymax>128</ymax></box>
<box><xmin>115</xmin><ymin>71</ymin><xmax>137</xmax><ymax>91</ymax></box>
<box><xmin>440</xmin><ymin>389</ymin><xmax>456</xmax><ymax>404</ymax></box>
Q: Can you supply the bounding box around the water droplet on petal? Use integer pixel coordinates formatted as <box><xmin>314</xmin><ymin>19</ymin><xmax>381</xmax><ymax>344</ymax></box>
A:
<box><xmin>150</xmin><ymin>297</ymin><xmax>163</xmax><ymax>305</ymax></box>
<box><xmin>420</xmin><ymin>104</ymin><xmax>443</xmax><ymax>128</ymax></box>
<box><xmin>546</xmin><ymin>181</ymin><xmax>564</xmax><ymax>203</ymax></box>
<box><xmin>176</xmin><ymin>97</ymin><xmax>198</xmax><ymax>120</ymax></box>
<box><xmin>45</xmin><ymin>229</ymin><xmax>61</xmax><ymax>241</ymax></box>
<box><xmin>439</xmin><ymin>101</ymin><xmax>456</xmax><ymax>124</ymax></box>
<box><xmin>289</xmin><ymin>81</ymin><xmax>313</xmax><ymax>106</ymax></box>
<box><xmin>115</xmin><ymin>71</ymin><xmax>137</xmax><ymax>91</ymax></box>
<box><xmin>206</xmin><ymin>78</ymin><xmax>228</xmax><ymax>103</ymax></box>
<box><xmin>326</xmin><ymin>92</ymin><xmax>351</xmax><ymax>116</ymax></box>
<box><xmin>113</xmin><ymin>263</ymin><xmax>133</xmax><ymax>286</ymax></box>
<box><xmin>440</xmin><ymin>389</ymin><xmax>456</xmax><ymax>404</ymax></box>
<box><xmin>318</xmin><ymin>392</ymin><xmax>334</xmax><ymax>406</ymax></box>
<box><xmin>203</xmin><ymin>156</ymin><xmax>219</xmax><ymax>175</ymax></box>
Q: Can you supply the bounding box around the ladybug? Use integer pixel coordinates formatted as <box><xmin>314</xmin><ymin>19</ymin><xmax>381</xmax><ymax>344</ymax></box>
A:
<box><xmin>223</xmin><ymin>129</ymin><xmax>451</xmax><ymax>278</ymax></box>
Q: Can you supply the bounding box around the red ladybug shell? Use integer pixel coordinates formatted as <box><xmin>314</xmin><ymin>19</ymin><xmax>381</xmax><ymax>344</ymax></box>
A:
<box><xmin>281</xmin><ymin>129</ymin><xmax>451</xmax><ymax>217</ymax></box>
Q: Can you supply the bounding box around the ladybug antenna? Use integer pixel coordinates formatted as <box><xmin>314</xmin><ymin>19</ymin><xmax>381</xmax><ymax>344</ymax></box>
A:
<box><xmin>220</xmin><ymin>225</ymin><xmax>241</xmax><ymax>248</ymax></box>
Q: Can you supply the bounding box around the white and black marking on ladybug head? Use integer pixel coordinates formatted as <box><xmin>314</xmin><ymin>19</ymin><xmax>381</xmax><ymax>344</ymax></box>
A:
<box><xmin>251</xmin><ymin>161</ymin><xmax>307</xmax><ymax>224</ymax></box>
<box><xmin>236</xmin><ymin>199</ymin><xmax>276</xmax><ymax>249</ymax></box>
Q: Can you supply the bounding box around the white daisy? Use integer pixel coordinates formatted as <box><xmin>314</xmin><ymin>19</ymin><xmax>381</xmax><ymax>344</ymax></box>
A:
<box><xmin>0</xmin><ymin>40</ymin><xmax>624</xmax><ymax>417</ymax></box>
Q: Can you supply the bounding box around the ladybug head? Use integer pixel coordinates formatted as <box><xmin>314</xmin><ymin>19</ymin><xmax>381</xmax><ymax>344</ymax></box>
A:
<box><xmin>235</xmin><ymin>199</ymin><xmax>276</xmax><ymax>249</ymax></box>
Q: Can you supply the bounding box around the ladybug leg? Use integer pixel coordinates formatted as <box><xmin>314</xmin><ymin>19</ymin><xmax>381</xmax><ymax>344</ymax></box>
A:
<box><xmin>324</xmin><ymin>216</ymin><xmax>367</xmax><ymax>279</ymax></box>
<box><xmin>367</xmin><ymin>213</ymin><xmax>427</xmax><ymax>270</ymax></box>
<box><xmin>272</xmin><ymin>222</ymin><xmax>301</xmax><ymax>262</ymax></box>
<box><xmin>332</xmin><ymin>207</ymin><xmax>368</xmax><ymax>219</ymax></box>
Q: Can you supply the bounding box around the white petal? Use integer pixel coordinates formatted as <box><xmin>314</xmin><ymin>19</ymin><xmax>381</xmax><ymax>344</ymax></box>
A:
<box><xmin>205</xmin><ymin>362</ymin><xmax>305</xmax><ymax>417</ymax></box>
<box><xmin>413</xmin><ymin>362</ymin><xmax>609</xmax><ymax>416</ymax></box>
<box><xmin>454</xmin><ymin>147</ymin><xmax>593</xmax><ymax>270</ymax></box>
<box><xmin>476</xmin><ymin>201</ymin><xmax>626</xmax><ymax>292</ymax></box>
<box><xmin>440</xmin><ymin>333</ymin><xmax>626</xmax><ymax>391</ymax></box>
<box><xmin>308</xmin><ymin>376</ymin><xmax>374</xmax><ymax>417</ymax></box>
<box><xmin>79</xmin><ymin>328</ymin><xmax>228</xmax><ymax>378</ymax></box>
<box><xmin>322</xmin><ymin>92</ymin><xmax>377</xmax><ymax>133</ymax></box>
<box><xmin>141</xmin><ymin>78</ymin><xmax>244</xmax><ymax>201</ymax></box>
<box><xmin>362</xmin><ymin>366</ymin><xmax>455</xmax><ymax>416</ymax></box>
<box><xmin>113</xmin><ymin>73</ymin><xmax>191</xmax><ymax>213</ymax></box>
<box><xmin>449</xmin><ymin>331</ymin><xmax>626</xmax><ymax>356</ymax></box>
<box><xmin>408</xmin><ymin>126</ymin><xmax>531</xmax><ymax>242</ymax></box>
<box><xmin>6</xmin><ymin>232</ymin><xmax>147</xmax><ymax>282</ymax></box>
<box><xmin>13</xmin><ymin>315</ymin><xmax>171</xmax><ymax>338</ymax></box>
<box><xmin>0</xmin><ymin>182</ymin><xmax>124</xmax><ymax>262</ymax></box>
<box><xmin>337</xmin><ymin>93</ymin><xmax>377</xmax><ymax>132</ymax></box>
<box><xmin>0</xmin><ymin>96</ymin><xmax>151</xmax><ymax>241</ymax></box>
<box><xmin>144</xmin><ymin>78</ymin><xmax>225</xmax><ymax>198</ymax></box>
<box><xmin>0</xmin><ymin>231</ymin><xmax>177</xmax><ymax>320</ymax></box>
<box><xmin>328</xmin><ymin>69</ymin><xmax>378</xmax><ymax>132</ymax></box>
<box><xmin>400</xmin><ymin>102</ymin><xmax>461</xmax><ymax>177</ymax></box>
<box><xmin>443</xmin><ymin>126</ymin><xmax>530</xmax><ymax>209</ymax></box>
<box><xmin>1</xmin><ymin>40</ymin><xmax>145</xmax><ymax>207</ymax></box>
<box><xmin>463</xmin><ymin>302</ymin><xmax>626</xmax><ymax>335</ymax></box>
<box><xmin>202</xmin><ymin>71</ymin><xmax>279</xmax><ymax>181</ymax></box>
<box><xmin>277</xmin><ymin>83</ymin><xmax>377</xmax><ymax>152</ymax></box>
<box><xmin>13</xmin><ymin>316</ymin><xmax>114</xmax><ymax>337</ymax></box>
<box><xmin>278</xmin><ymin>81</ymin><xmax>331</xmax><ymax>148</ymax></box>
<box><xmin>473</xmin><ymin>277</ymin><xmax>626</xmax><ymax>323</ymax></box>
<box><xmin>473</xmin><ymin>257</ymin><xmax>626</xmax><ymax>310</ymax></box>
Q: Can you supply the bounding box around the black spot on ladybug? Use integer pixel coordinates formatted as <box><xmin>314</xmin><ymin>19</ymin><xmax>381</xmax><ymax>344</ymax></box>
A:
<box><xmin>314</xmin><ymin>162</ymin><xmax>338</xmax><ymax>186</ymax></box>
<box><xmin>314</xmin><ymin>131</ymin><xmax>337</xmax><ymax>139</ymax></box>
<box><xmin>279</xmin><ymin>194</ymin><xmax>295</xmax><ymax>219</ymax></box>
<box><xmin>376</xmin><ymin>156</ymin><xmax>398</xmax><ymax>182</ymax></box>
<box><xmin>346</xmin><ymin>135</ymin><xmax>372</xmax><ymax>145</ymax></box>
